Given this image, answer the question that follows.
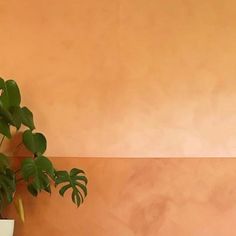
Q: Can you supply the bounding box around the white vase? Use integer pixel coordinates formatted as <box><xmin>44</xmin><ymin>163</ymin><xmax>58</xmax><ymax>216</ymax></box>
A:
<box><xmin>0</xmin><ymin>220</ymin><xmax>15</xmax><ymax>236</ymax></box>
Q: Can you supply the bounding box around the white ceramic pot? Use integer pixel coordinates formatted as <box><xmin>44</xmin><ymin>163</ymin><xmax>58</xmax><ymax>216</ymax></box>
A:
<box><xmin>0</xmin><ymin>220</ymin><xmax>15</xmax><ymax>236</ymax></box>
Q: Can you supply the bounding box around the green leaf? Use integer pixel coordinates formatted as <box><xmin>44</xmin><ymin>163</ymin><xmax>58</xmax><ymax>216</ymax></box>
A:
<box><xmin>23</xmin><ymin>130</ymin><xmax>47</xmax><ymax>155</ymax></box>
<box><xmin>35</xmin><ymin>156</ymin><xmax>54</xmax><ymax>176</ymax></box>
<box><xmin>21</xmin><ymin>107</ymin><xmax>35</xmax><ymax>130</ymax></box>
<box><xmin>5</xmin><ymin>80</ymin><xmax>21</xmax><ymax>107</ymax></box>
<box><xmin>0</xmin><ymin>101</ymin><xmax>14</xmax><ymax>124</ymax></box>
<box><xmin>9</xmin><ymin>106</ymin><xmax>22</xmax><ymax>130</ymax></box>
<box><xmin>0</xmin><ymin>78</ymin><xmax>24</xmax><ymax>129</ymax></box>
<box><xmin>0</xmin><ymin>119</ymin><xmax>11</xmax><ymax>138</ymax></box>
<box><xmin>55</xmin><ymin>168</ymin><xmax>88</xmax><ymax>207</ymax></box>
<box><xmin>0</xmin><ymin>168</ymin><xmax>16</xmax><ymax>205</ymax></box>
<box><xmin>21</xmin><ymin>156</ymin><xmax>54</xmax><ymax>196</ymax></box>
<box><xmin>0</xmin><ymin>78</ymin><xmax>8</xmax><ymax>108</ymax></box>
<box><xmin>43</xmin><ymin>182</ymin><xmax>51</xmax><ymax>194</ymax></box>
<box><xmin>0</xmin><ymin>153</ymin><xmax>9</xmax><ymax>172</ymax></box>
<box><xmin>1</xmin><ymin>181</ymin><xmax>13</xmax><ymax>202</ymax></box>
<box><xmin>0</xmin><ymin>79</ymin><xmax>21</xmax><ymax>109</ymax></box>
<box><xmin>27</xmin><ymin>183</ymin><xmax>38</xmax><ymax>197</ymax></box>
<box><xmin>9</xmin><ymin>106</ymin><xmax>35</xmax><ymax>130</ymax></box>
<box><xmin>59</xmin><ymin>184</ymin><xmax>71</xmax><ymax>196</ymax></box>
<box><xmin>70</xmin><ymin>168</ymin><xmax>85</xmax><ymax>176</ymax></box>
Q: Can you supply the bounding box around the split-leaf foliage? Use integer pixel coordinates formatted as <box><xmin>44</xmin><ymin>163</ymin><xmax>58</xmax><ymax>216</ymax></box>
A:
<box><xmin>0</xmin><ymin>78</ymin><xmax>88</xmax><ymax>220</ymax></box>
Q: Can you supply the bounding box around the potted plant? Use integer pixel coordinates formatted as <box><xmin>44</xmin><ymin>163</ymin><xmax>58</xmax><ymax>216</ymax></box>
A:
<box><xmin>0</xmin><ymin>78</ymin><xmax>88</xmax><ymax>236</ymax></box>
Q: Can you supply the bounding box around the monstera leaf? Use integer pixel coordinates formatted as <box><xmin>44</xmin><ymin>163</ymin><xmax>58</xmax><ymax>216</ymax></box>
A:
<box><xmin>0</xmin><ymin>168</ymin><xmax>16</xmax><ymax>206</ymax></box>
<box><xmin>0</xmin><ymin>101</ymin><xmax>14</xmax><ymax>126</ymax></box>
<box><xmin>9</xmin><ymin>106</ymin><xmax>22</xmax><ymax>130</ymax></box>
<box><xmin>20</xmin><ymin>107</ymin><xmax>35</xmax><ymax>130</ymax></box>
<box><xmin>0</xmin><ymin>154</ymin><xmax>15</xmax><ymax>210</ymax></box>
<box><xmin>0</xmin><ymin>79</ymin><xmax>35</xmax><ymax>132</ymax></box>
<box><xmin>0</xmin><ymin>153</ymin><xmax>9</xmax><ymax>172</ymax></box>
<box><xmin>21</xmin><ymin>156</ymin><xmax>54</xmax><ymax>196</ymax></box>
<box><xmin>0</xmin><ymin>77</ymin><xmax>88</xmax><ymax>215</ymax></box>
<box><xmin>9</xmin><ymin>106</ymin><xmax>35</xmax><ymax>131</ymax></box>
<box><xmin>0</xmin><ymin>119</ymin><xmax>11</xmax><ymax>138</ymax></box>
<box><xmin>0</xmin><ymin>79</ymin><xmax>21</xmax><ymax>109</ymax></box>
<box><xmin>55</xmin><ymin>168</ymin><xmax>88</xmax><ymax>207</ymax></box>
<box><xmin>23</xmin><ymin>130</ymin><xmax>47</xmax><ymax>156</ymax></box>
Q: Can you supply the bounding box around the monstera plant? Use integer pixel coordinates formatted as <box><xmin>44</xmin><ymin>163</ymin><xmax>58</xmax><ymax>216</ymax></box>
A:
<box><xmin>0</xmin><ymin>78</ymin><xmax>87</xmax><ymax>235</ymax></box>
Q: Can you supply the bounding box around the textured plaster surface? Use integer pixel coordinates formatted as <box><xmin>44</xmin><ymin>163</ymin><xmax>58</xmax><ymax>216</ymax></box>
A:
<box><xmin>7</xmin><ymin>158</ymin><xmax>236</xmax><ymax>236</ymax></box>
<box><xmin>0</xmin><ymin>0</ymin><xmax>236</xmax><ymax>156</ymax></box>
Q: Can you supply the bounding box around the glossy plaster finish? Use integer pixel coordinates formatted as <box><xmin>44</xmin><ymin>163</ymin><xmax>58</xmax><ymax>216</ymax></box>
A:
<box><xmin>6</xmin><ymin>158</ymin><xmax>236</xmax><ymax>236</ymax></box>
<box><xmin>1</xmin><ymin>1</ymin><xmax>236</xmax><ymax>157</ymax></box>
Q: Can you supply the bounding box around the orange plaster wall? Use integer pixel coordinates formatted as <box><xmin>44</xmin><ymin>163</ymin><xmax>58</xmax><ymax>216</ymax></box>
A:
<box><xmin>1</xmin><ymin>0</ymin><xmax>236</xmax><ymax>157</ymax></box>
<box><xmin>6</xmin><ymin>157</ymin><xmax>236</xmax><ymax>236</ymax></box>
<box><xmin>1</xmin><ymin>2</ymin><xmax>236</xmax><ymax>236</ymax></box>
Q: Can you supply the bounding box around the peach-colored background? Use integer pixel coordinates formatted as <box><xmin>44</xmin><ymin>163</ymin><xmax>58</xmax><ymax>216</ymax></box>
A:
<box><xmin>1</xmin><ymin>1</ymin><xmax>236</xmax><ymax>235</ymax></box>
<box><xmin>6</xmin><ymin>158</ymin><xmax>236</xmax><ymax>236</ymax></box>
<box><xmin>1</xmin><ymin>0</ymin><xmax>236</xmax><ymax>157</ymax></box>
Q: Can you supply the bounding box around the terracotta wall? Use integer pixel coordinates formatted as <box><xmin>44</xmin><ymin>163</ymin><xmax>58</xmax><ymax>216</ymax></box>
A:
<box><xmin>1</xmin><ymin>1</ymin><xmax>236</xmax><ymax>236</ymax></box>
<box><xmin>6</xmin><ymin>158</ymin><xmax>236</xmax><ymax>236</ymax></box>
<box><xmin>1</xmin><ymin>0</ymin><xmax>236</xmax><ymax>157</ymax></box>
